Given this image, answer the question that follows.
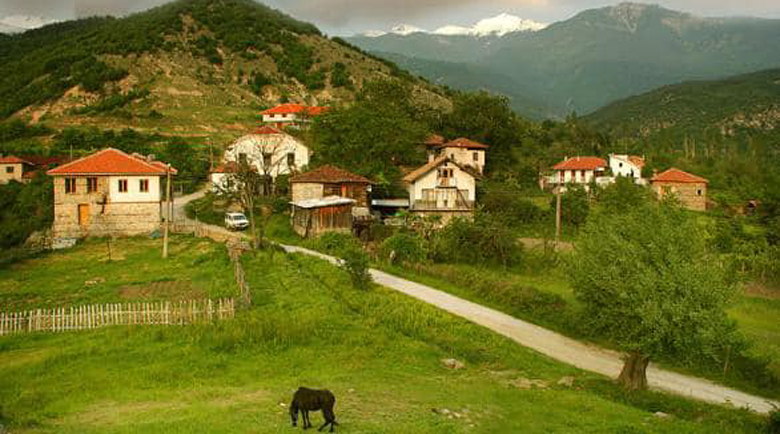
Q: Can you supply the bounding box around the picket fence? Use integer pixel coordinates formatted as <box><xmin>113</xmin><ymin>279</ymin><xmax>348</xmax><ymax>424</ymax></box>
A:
<box><xmin>0</xmin><ymin>298</ymin><xmax>235</xmax><ymax>336</ymax></box>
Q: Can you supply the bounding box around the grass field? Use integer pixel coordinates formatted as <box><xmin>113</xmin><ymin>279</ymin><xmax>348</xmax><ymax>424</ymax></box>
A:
<box><xmin>0</xmin><ymin>238</ymin><xmax>769</xmax><ymax>432</ymax></box>
<box><xmin>0</xmin><ymin>236</ymin><xmax>235</xmax><ymax>311</ymax></box>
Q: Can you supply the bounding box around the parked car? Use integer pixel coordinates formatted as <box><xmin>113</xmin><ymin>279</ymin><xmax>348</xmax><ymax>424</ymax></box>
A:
<box><xmin>224</xmin><ymin>212</ymin><xmax>249</xmax><ymax>230</ymax></box>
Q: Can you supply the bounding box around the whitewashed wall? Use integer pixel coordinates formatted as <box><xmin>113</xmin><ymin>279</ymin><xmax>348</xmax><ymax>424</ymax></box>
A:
<box><xmin>224</xmin><ymin>133</ymin><xmax>310</xmax><ymax>178</ymax></box>
<box><xmin>108</xmin><ymin>176</ymin><xmax>161</xmax><ymax>203</ymax></box>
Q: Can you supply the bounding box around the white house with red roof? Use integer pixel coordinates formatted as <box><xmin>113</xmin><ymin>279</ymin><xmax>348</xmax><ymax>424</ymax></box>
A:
<box><xmin>403</xmin><ymin>155</ymin><xmax>479</xmax><ymax>223</ymax></box>
<box><xmin>609</xmin><ymin>154</ymin><xmax>646</xmax><ymax>184</ymax></box>
<box><xmin>546</xmin><ymin>156</ymin><xmax>608</xmax><ymax>191</ymax></box>
<box><xmin>260</xmin><ymin>103</ymin><xmax>328</xmax><ymax>129</ymax></box>
<box><xmin>427</xmin><ymin>137</ymin><xmax>490</xmax><ymax>174</ymax></box>
<box><xmin>211</xmin><ymin>126</ymin><xmax>310</xmax><ymax>191</ymax></box>
<box><xmin>47</xmin><ymin>148</ymin><xmax>176</xmax><ymax>239</ymax></box>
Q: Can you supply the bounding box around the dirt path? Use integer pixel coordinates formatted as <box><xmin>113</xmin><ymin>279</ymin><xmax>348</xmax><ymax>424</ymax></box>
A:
<box><xmin>172</xmin><ymin>191</ymin><xmax>777</xmax><ymax>414</ymax></box>
<box><xmin>280</xmin><ymin>244</ymin><xmax>778</xmax><ymax>414</ymax></box>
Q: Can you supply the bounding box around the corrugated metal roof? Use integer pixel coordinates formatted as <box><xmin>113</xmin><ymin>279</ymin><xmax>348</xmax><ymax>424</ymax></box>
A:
<box><xmin>291</xmin><ymin>196</ymin><xmax>355</xmax><ymax>209</ymax></box>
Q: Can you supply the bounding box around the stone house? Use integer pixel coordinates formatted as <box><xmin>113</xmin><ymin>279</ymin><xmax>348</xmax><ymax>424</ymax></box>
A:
<box><xmin>403</xmin><ymin>155</ymin><xmax>479</xmax><ymax>224</ymax></box>
<box><xmin>260</xmin><ymin>103</ymin><xmax>328</xmax><ymax>129</ymax></box>
<box><xmin>422</xmin><ymin>136</ymin><xmax>489</xmax><ymax>174</ymax></box>
<box><xmin>290</xmin><ymin>165</ymin><xmax>373</xmax><ymax>215</ymax></box>
<box><xmin>0</xmin><ymin>156</ymin><xmax>33</xmax><ymax>184</ymax></box>
<box><xmin>211</xmin><ymin>126</ymin><xmax>310</xmax><ymax>191</ymax></box>
<box><xmin>651</xmin><ymin>168</ymin><xmax>708</xmax><ymax>211</ymax></box>
<box><xmin>47</xmin><ymin>148</ymin><xmax>176</xmax><ymax>239</ymax></box>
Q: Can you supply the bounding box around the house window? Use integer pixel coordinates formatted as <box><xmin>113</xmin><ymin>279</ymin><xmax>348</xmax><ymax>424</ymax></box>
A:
<box><xmin>473</xmin><ymin>152</ymin><xmax>479</xmax><ymax>162</ymax></box>
<box><xmin>287</xmin><ymin>152</ymin><xmax>295</xmax><ymax>168</ymax></box>
<box><xmin>139</xmin><ymin>179</ymin><xmax>149</xmax><ymax>193</ymax></box>
<box><xmin>263</xmin><ymin>153</ymin><xmax>272</xmax><ymax>167</ymax></box>
<box><xmin>118</xmin><ymin>179</ymin><xmax>128</xmax><ymax>193</ymax></box>
<box><xmin>5</xmin><ymin>166</ymin><xmax>13</xmax><ymax>174</ymax></box>
<box><xmin>697</xmin><ymin>189</ymin><xmax>703</xmax><ymax>196</ymax></box>
<box><xmin>238</xmin><ymin>153</ymin><xmax>247</xmax><ymax>165</ymax></box>
<box><xmin>87</xmin><ymin>177</ymin><xmax>98</xmax><ymax>193</ymax></box>
<box><xmin>65</xmin><ymin>177</ymin><xmax>77</xmax><ymax>194</ymax></box>
<box><xmin>619</xmin><ymin>162</ymin><xmax>623</xmax><ymax>168</ymax></box>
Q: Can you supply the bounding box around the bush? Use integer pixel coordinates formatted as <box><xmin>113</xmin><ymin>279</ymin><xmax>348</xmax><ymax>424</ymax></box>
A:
<box><xmin>768</xmin><ymin>409</ymin><xmax>780</xmax><ymax>434</ymax></box>
<box><xmin>432</xmin><ymin>216</ymin><xmax>522</xmax><ymax>267</ymax></box>
<box><xmin>312</xmin><ymin>232</ymin><xmax>360</xmax><ymax>256</ymax></box>
<box><xmin>481</xmin><ymin>190</ymin><xmax>544</xmax><ymax>227</ymax></box>
<box><xmin>341</xmin><ymin>243</ymin><xmax>372</xmax><ymax>290</ymax></box>
<box><xmin>550</xmin><ymin>185</ymin><xmax>590</xmax><ymax>227</ymax></box>
<box><xmin>379</xmin><ymin>232</ymin><xmax>426</xmax><ymax>264</ymax></box>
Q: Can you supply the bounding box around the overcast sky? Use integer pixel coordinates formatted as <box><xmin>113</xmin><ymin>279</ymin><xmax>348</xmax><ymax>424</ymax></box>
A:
<box><xmin>2</xmin><ymin>0</ymin><xmax>779</xmax><ymax>35</ymax></box>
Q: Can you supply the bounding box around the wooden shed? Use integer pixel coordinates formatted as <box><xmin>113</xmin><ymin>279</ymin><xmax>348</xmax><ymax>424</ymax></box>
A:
<box><xmin>290</xmin><ymin>196</ymin><xmax>356</xmax><ymax>238</ymax></box>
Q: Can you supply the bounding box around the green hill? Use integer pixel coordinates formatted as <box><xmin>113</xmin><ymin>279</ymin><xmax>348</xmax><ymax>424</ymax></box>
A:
<box><xmin>585</xmin><ymin>68</ymin><xmax>780</xmax><ymax>142</ymax></box>
<box><xmin>0</xmin><ymin>0</ymin><xmax>447</xmax><ymax>143</ymax></box>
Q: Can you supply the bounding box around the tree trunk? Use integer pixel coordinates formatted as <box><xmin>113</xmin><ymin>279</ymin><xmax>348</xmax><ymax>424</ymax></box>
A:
<box><xmin>617</xmin><ymin>352</ymin><xmax>650</xmax><ymax>391</ymax></box>
<box><xmin>248</xmin><ymin>204</ymin><xmax>258</xmax><ymax>250</ymax></box>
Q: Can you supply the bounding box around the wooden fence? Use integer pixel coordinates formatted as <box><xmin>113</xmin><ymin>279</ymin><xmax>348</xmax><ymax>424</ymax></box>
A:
<box><xmin>0</xmin><ymin>298</ymin><xmax>235</xmax><ymax>336</ymax></box>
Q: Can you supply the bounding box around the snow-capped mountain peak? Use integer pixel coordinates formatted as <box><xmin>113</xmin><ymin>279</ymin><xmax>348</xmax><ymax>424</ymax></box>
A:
<box><xmin>470</xmin><ymin>13</ymin><xmax>547</xmax><ymax>36</ymax></box>
<box><xmin>362</xmin><ymin>13</ymin><xmax>547</xmax><ymax>38</ymax></box>
<box><xmin>390</xmin><ymin>24</ymin><xmax>427</xmax><ymax>36</ymax></box>
<box><xmin>0</xmin><ymin>15</ymin><xmax>58</xmax><ymax>33</ymax></box>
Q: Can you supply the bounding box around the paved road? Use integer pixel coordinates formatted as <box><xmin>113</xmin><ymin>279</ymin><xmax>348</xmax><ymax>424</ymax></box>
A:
<box><xmin>174</xmin><ymin>192</ymin><xmax>778</xmax><ymax>414</ymax></box>
<box><xmin>281</xmin><ymin>244</ymin><xmax>778</xmax><ymax>414</ymax></box>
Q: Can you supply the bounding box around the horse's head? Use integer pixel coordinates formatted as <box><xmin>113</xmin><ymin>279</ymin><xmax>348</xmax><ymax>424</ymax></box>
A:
<box><xmin>289</xmin><ymin>401</ymin><xmax>298</xmax><ymax>427</ymax></box>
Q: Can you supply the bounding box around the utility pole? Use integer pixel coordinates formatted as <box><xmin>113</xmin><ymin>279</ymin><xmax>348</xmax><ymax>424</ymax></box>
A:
<box><xmin>555</xmin><ymin>187</ymin><xmax>562</xmax><ymax>242</ymax></box>
<box><xmin>163</xmin><ymin>164</ymin><xmax>171</xmax><ymax>258</ymax></box>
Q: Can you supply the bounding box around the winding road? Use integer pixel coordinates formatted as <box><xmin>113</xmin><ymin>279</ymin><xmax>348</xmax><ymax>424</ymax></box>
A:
<box><xmin>175</xmin><ymin>191</ymin><xmax>778</xmax><ymax>414</ymax></box>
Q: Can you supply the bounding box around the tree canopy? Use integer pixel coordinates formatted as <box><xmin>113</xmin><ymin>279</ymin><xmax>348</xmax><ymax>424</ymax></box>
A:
<box><xmin>568</xmin><ymin>200</ymin><xmax>741</xmax><ymax>389</ymax></box>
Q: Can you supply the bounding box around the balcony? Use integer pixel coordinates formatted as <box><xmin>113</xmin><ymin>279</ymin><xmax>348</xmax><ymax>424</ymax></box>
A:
<box><xmin>436</xmin><ymin>177</ymin><xmax>457</xmax><ymax>188</ymax></box>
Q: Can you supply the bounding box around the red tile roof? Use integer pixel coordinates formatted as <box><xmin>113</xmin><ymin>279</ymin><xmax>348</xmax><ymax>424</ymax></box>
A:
<box><xmin>0</xmin><ymin>156</ymin><xmax>32</xmax><ymax>165</ymax></box>
<box><xmin>422</xmin><ymin>134</ymin><xmax>445</xmax><ymax>146</ymax></box>
<box><xmin>628</xmin><ymin>156</ymin><xmax>646</xmax><ymax>169</ymax></box>
<box><xmin>47</xmin><ymin>149</ymin><xmax>176</xmax><ymax>176</ymax></box>
<box><xmin>253</xmin><ymin>125</ymin><xmax>284</xmax><ymax>135</ymax></box>
<box><xmin>261</xmin><ymin>103</ymin><xmax>329</xmax><ymax>116</ymax></box>
<box><xmin>403</xmin><ymin>155</ymin><xmax>479</xmax><ymax>183</ymax></box>
<box><xmin>651</xmin><ymin>168</ymin><xmax>708</xmax><ymax>184</ymax></box>
<box><xmin>290</xmin><ymin>165</ymin><xmax>373</xmax><ymax>184</ymax></box>
<box><xmin>18</xmin><ymin>155</ymin><xmax>71</xmax><ymax>167</ymax></box>
<box><xmin>553</xmin><ymin>157</ymin><xmax>607</xmax><ymax>171</ymax></box>
<box><xmin>437</xmin><ymin>137</ymin><xmax>489</xmax><ymax>150</ymax></box>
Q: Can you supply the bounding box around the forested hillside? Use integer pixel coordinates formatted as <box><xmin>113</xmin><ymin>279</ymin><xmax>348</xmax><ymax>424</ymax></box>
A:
<box><xmin>0</xmin><ymin>0</ymin><xmax>447</xmax><ymax>142</ymax></box>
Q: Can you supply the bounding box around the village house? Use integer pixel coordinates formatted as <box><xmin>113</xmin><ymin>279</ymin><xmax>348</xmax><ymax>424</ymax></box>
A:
<box><xmin>403</xmin><ymin>155</ymin><xmax>479</xmax><ymax>224</ymax></box>
<box><xmin>547</xmin><ymin>156</ymin><xmax>608</xmax><ymax>191</ymax></box>
<box><xmin>289</xmin><ymin>165</ymin><xmax>373</xmax><ymax>237</ymax></box>
<box><xmin>651</xmin><ymin>168</ymin><xmax>709</xmax><ymax>212</ymax></box>
<box><xmin>47</xmin><ymin>148</ymin><xmax>176</xmax><ymax>239</ymax></box>
<box><xmin>432</xmin><ymin>138</ymin><xmax>489</xmax><ymax>174</ymax></box>
<box><xmin>211</xmin><ymin>126</ymin><xmax>310</xmax><ymax>191</ymax></box>
<box><xmin>608</xmin><ymin>154</ymin><xmax>646</xmax><ymax>184</ymax></box>
<box><xmin>0</xmin><ymin>156</ymin><xmax>33</xmax><ymax>184</ymax></box>
<box><xmin>290</xmin><ymin>165</ymin><xmax>373</xmax><ymax>214</ymax></box>
<box><xmin>260</xmin><ymin>103</ymin><xmax>328</xmax><ymax>129</ymax></box>
<box><xmin>1</xmin><ymin>155</ymin><xmax>72</xmax><ymax>184</ymax></box>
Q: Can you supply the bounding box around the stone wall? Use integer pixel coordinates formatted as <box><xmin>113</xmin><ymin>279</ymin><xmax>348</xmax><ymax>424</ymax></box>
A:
<box><xmin>652</xmin><ymin>181</ymin><xmax>707</xmax><ymax>211</ymax></box>
<box><xmin>0</xmin><ymin>163</ymin><xmax>23</xmax><ymax>184</ymax></box>
<box><xmin>52</xmin><ymin>176</ymin><xmax>163</xmax><ymax>238</ymax></box>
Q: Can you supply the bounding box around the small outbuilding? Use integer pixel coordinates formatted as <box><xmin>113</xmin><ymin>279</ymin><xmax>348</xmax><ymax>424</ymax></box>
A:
<box><xmin>290</xmin><ymin>196</ymin><xmax>355</xmax><ymax>238</ymax></box>
<box><xmin>290</xmin><ymin>165</ymin><xmax>373</xmax><ymax>215</ymax></box>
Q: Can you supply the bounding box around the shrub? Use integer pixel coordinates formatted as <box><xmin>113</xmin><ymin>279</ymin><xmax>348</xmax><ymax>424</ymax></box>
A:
<box><xmin>341</xmin><ymin>243</ymin><xmax>372</xmax><ymax>290</ymax></box>
<box><xmin>550</xmin><ymin>185</ymin><xmax>590</xmax><ymax>227</ymax></box>
<box><xmin>379</xmin><ymin>232</ymin><xmax>426</xmax><ymax>264</ymax></box>
<box><xmin>768</xmin><ymin>409</ymin><xmax>780</xmax><ymax>434</ymax></box>
<box><xmin>432</xmin><ymin>216</ymin><xmax>522</xmax><ymax>267</ymax></box>
<box><xmin>481</xmin><ymin>190</ymin><xmax>544</xmax><ymax>227</ymax></box>
<box><xmin>312</xmin><ymin>232</ymin><xmax>360</xmax><ymax>255</ymax></box>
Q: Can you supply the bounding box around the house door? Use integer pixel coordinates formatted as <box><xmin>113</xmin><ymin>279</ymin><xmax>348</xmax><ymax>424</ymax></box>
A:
<box><xmin>78</xmin><ymin>204</ymin><xmax>90</xmax><ymax>227</ymax></box>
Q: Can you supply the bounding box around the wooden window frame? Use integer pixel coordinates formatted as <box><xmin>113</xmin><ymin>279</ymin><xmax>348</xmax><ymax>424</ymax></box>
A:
<box><xmin>5</xmin><ymin>166</ymin><xmax>13</xmax><ymax>174</ymax></box>
<box><xmin>118</xmin><ymin>179</ymin><xmax>128</xmax><ymax>193</ymax></box>
<box><xmin>65</xmin><ymin>177</ymin><xmax>77</xmax><ymax>194</ymax></box>
<box><xmin>139</xmin><ymin>179</ymin><xmax>149</xmax><ymax>193</ymax></box>
<box><xmin>87</xmin><ymin>177</ymin><xmax>98</xmax><ymax>193</ymax></box>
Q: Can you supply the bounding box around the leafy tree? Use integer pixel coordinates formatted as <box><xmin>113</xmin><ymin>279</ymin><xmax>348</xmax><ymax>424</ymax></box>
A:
<box><xmin>432</xmin><ymin>215</ymin><xmax>522</xmax><ymax>267</ymax></box>
<box><xmin>568</xmin><ymin>201</ymin><xmax>741</xmax><ymax>390</ymax></box>
<box><xmin>594</xmin><ymin>176</ymin><xmax>652</xmax><ymax>213</ymax></box>
<box><xmin>215</xmin><ymin>160</ymin><xmax>264</xmax><ymax>249</ymax></box>
<box><xmin>329</xmin><ymin>62</ymin><xmax>352</xmax><ymax>88</ymax></box>
<box><xmin>551</xmin><ymin>185</ymin><xmax>590</xmax><ymax>228</ymax></box>
<box><xmin>308</xmin><ymin>81</ymin><xmax>427</xmax><ymax>192</ymax></box>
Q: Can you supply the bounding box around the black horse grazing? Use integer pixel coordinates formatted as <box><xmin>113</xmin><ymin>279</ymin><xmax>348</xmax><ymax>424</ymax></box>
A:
<box><xmin>290</xmin><ymin>387</ymin><xmax>338</xmax><ymax>432</ymax></box>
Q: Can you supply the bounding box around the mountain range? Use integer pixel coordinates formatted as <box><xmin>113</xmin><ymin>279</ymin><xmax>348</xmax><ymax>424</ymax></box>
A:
<box><xmin>347</xmin><ymin>2</ymin><xmax>780</xmax><ymax>119</ymax></box>
<box><xmin>0</xmin><ymin>15</ymin><xmax>57</xmax><ymax>34</ymax></box>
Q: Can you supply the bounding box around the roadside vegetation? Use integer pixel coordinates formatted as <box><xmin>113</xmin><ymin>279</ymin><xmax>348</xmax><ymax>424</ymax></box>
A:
<box><xmin>0</xmin><ymin>239</ymin><xmax>769</xmax><ymax>432</ymax></box>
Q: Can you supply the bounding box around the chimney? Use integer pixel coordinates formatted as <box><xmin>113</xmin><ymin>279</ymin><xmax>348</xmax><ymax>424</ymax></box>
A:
<box><xmin>146</xmin><ymin>154</ymin><xmax>156</xmax><ymax>162</ymax></box>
